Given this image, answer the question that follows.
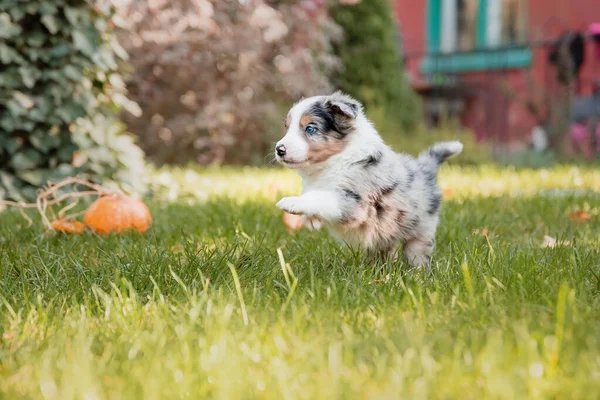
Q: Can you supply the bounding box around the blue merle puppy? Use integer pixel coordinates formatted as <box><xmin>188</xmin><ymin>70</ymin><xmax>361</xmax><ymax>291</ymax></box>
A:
<box><xmin>274</xmin><ymin>91</ymin><xmax>462</xmax><ymax>269</ymax></box>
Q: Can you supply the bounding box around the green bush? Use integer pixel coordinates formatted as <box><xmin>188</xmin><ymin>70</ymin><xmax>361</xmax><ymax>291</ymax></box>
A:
<box><xmin>115</xmin><ymin>0</ymin><xmax>340</xmax><ymax>166</ymax></box>
<box><xmin>366</xmin><ymin>106</ymin><xmax>493</xmax><ymax>165</ymax></box>
<box><xmin>329</xmin><ymin>0</ymin><xmax>420</xmax><ymax>131</ymax></box>
<box><xmin>0</xmin><ymin>0</ymin><xmax>145</xmax><ymax>202</ymax></box>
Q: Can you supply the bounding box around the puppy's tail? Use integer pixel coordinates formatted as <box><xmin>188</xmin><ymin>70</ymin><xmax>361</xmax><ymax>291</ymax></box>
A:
<box><xmin>418</xmin><ymin>141</ymin><xmax>463</xmax><ymax>171</ymax></box>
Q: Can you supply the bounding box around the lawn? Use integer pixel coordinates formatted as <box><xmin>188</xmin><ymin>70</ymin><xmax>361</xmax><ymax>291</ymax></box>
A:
<box><xmin>1</xmin><ymin>165</ymin><xmax>600</xmax><ymax>399</ymax></box>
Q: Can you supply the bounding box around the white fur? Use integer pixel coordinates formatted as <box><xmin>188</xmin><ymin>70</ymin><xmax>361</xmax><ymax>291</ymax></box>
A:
<box><xmin>436</xmin><ymin>141</ymin><xmax>463</xmax><ymax>156</ymax></box>
<box><xmin>276</xmin><ymin>97</ymin><xmax>325</xmax><ymax>167</ymax></box>
<box><xmin>276</xmin><ymin>190</ymin><xmax>342</xmax><ymax>221</ymax></box>
<box><xmin>276</xmin><ymin>93</ymin><xmax>462</xmax><ymax>269</ymax></box>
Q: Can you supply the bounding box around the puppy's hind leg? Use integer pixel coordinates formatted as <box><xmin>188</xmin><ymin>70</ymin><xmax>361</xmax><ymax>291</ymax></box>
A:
<box><xmin>403</xmin><ymin>237</ymin><xmax>435</xmax><ymax>273</ymax></box>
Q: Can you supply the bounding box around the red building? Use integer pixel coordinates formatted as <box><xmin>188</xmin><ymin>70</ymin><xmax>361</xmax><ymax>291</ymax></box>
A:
<box><xmin>396</xmin><ymin>0</ymin><xmax>600</xmax><ymax>151</ymax></box>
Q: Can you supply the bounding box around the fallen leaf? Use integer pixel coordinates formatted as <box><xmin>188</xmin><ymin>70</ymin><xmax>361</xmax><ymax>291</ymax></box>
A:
<box><xmin>268</xmin><ymin>183</ymin><xmax>283</xmax><ymax>196</ymax></box>
<box><xmin>51</xmin><ymin>219</ymin><xmax>85</xmax><ymax>234</ymax></box>
<box><xmin>2</xmin><ymin>331</ymin><xmax>15</xmax><ymax>341</ymax></box>
<box><xmin>473</xmin><ymin>228</ymin><xmax>490</xmax><ymax>237</ymax></box>
<box><xmin>569</xmin><ymin>210</ymin><xmax>592</xmax><ymax>223</ymax></box>
<box><xmin>237</xmin><ymin>254</ymin><xmax>250</xmax><ymax>269</ymax></box>
<box><xmin>542</xmin><ymin>235</ymin><xmax>556</xmax><ymax>248</ymax></box>
<box><xmin>442</xmin><ymin>187</ymin><xmax>453</xmax><ymax>200</ymax></box>
<box><xmin>369</xmin><ymin>274</ymin><xmax>391</xmax><ymax>285</ymax></box>
<box><xmin>541</xmin><ymin>235</ymin><xmax>571</xmax><ymax>248</ymax></box>
<box><xmin>282</xmin><ymin>212</ymin><xmax>303</xmax><ymax>233</ymax></box>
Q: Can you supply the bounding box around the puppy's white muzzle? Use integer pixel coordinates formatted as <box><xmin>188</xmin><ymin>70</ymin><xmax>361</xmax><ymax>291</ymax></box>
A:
<box><xmin>275</xmin><ymin>131</ymin><xmax>309</xmax><ymax>167</ymax></box>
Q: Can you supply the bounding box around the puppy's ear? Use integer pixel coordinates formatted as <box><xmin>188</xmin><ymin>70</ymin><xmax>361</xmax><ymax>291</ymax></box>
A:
<box><xmin>325</xmin><ymin>91</ymin><xmax>361</xmax><ymax>119</ymax></box>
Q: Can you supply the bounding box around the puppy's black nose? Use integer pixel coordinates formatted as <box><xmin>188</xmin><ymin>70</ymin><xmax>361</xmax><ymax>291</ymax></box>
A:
<box><xmin>276</xmin><ymin>144</ymin><xmax>287</xmax><ymax>157</ymax></box>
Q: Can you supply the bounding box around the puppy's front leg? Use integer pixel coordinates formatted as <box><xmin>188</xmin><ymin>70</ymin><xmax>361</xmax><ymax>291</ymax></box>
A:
<box><xmin>276</xmin><ymin>190</ymin><xmax>344</xmax><ymax>223</ymax></box>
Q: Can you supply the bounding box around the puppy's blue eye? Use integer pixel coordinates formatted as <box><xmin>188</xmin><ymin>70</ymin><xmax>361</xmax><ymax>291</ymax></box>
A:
<box><xmin>305</xmin><ymin>126</ymin><xmax>317</xmax><ymax>134</ymax></box>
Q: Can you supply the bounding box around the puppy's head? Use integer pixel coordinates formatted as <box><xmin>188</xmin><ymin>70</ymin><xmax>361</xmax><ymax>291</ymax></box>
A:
<box><xmin>275</xmin><ymin>91</ymin><xmax>361</xmax><ymax>169</ymax></box>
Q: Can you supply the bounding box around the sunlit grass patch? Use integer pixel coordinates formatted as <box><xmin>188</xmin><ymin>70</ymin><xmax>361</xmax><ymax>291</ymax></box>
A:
<box><xmin>1</xmin><ymin>165</ymin><xmax>600</xmax><ymax>399</ymax></box>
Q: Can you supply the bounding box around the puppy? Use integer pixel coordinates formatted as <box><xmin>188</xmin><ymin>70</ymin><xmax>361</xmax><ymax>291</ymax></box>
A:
<box><xmin>275</xmin><ymin>91</ymin><xmax>462</xmax><ymax>269</ymax></box>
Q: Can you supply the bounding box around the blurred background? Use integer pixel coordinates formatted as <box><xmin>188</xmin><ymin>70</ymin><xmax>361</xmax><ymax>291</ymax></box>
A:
<box><xmin>1</xmin><ymin>0</ymin><xmax>599</xmax><ymax>201</ymax></box>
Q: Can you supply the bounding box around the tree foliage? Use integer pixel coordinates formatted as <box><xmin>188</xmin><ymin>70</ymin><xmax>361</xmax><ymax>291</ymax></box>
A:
<box><xmin>329</xmin><ymin>0</ymin><xmax>420</xmax><ymax>130</ymax></box>
<box><xmin>0</xmin><ymin>0</ymin><xmax>145</xmax><ymax>202</ymax></box>
<box><xmin>113</xmin><ymin>0</ymin><xmax>342</xmax><ymax>165</ymax></box>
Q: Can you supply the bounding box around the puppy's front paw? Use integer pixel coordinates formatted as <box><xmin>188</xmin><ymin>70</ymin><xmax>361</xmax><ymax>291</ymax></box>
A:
<box><xmin>303</xmin><ymin>215</ymin><xmax>323</xmax><ymax>231</ymax></box>
<box><xmin>276</xmin><ymin>197</ymin><xmax>304</xmax><ymax>215</ymax></box>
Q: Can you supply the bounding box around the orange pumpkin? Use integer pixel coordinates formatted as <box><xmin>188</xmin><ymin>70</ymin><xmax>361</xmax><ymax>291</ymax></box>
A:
<box><xmin>51</xmin><ymin>219</ymin><xmax>86</xmax><ymax>234</ymax></box>
<box><xmin>84</xmin><ymin>194</ymin><xmax>152</xmax><ymax>235</ymax></box>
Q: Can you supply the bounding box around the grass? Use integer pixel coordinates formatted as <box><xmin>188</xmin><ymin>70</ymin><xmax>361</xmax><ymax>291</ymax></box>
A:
<box><xmin>1</xmin><ymin>164</ymin><xmax>600</xmax><ymax>399</ymax></box>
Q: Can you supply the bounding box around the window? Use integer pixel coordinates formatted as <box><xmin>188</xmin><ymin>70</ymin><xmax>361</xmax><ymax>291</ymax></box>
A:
<box><xmin>457</xmin><ymin>0</ymin><xmax>478</xmax><ymax>50</ymax></box>
<box><xmin>424</xmin><ymin>0</ymin><xmax>532</xmax><ymax>73</ymax></box>
<box><xmin>439</xmin><ymin>0</ymin><xmax>527</xmax><ymax>53</ymax></box>
<box><xmin>487</xmin><ymin>0</ymin><xmax>527</xmax><ymax>47</ymax></box>
<box><xmin>441</xmin><ymin>0</ymin><xmax>478</xmax><ymax>53</ymax></box>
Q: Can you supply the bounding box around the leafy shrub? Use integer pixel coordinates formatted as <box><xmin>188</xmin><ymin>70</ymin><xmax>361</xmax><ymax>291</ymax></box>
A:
<box><xmin>0</xmin><ymin>0</ymin><xmax>145</xmax><ymax>202</ymax></box>
<box><xmin>368</xmin><ymin>107</ymin><xmax>493</xmax><ymax>165</ymax></box>
<box><xmin>329</xmin><ymin>0</ymin><xmax>420</xmax><ymax>131</ymax></box>
<box><xmin>114</xmin><ymin>0</ymin><xmax>342</xmax><ymax>166</ymax></box>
